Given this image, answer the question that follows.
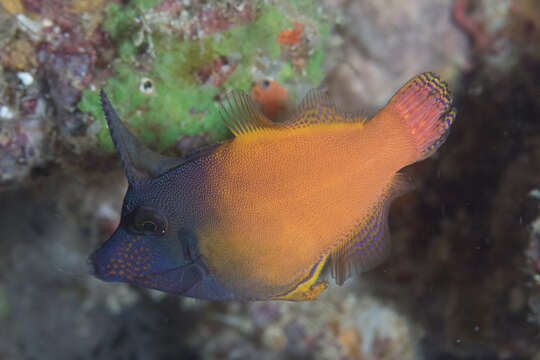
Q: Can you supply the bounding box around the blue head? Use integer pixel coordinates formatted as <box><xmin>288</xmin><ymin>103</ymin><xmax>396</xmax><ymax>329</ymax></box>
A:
<box><xmin>89</xmin><ymin>91</ymin><xmax>212</xmax><ymax>295</ymax></box>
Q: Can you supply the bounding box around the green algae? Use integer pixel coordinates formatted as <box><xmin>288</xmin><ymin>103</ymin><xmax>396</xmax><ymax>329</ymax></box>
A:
<box><xmin>79</xmin><ymin>0</ymin><xmax>330</xmax><ymax>152</ymax></box>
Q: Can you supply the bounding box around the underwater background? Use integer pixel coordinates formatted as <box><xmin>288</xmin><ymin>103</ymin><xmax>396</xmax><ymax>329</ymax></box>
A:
<box><xmin>0</xmin><ymin>0</ymin><xmax>539</xmax><ymax>359</ymax></box>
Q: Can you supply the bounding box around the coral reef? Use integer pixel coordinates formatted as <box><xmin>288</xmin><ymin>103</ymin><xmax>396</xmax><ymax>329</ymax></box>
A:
<box><xmin>1</xmin><ymin>0</ymin><xmax>540</xmax><ymax>359</ymax></box>
<box><xmin>0</xmin><ymin>0</ymin><xmax>334</xmax><ymax>189</ymax></box>
<box><xmin>79</xmin><ymin>0</ymin><xmax>333</xmax><ymax>152</ymax></box>
<box><xmin>325</xmin><ymin>0</ymin><xmax>468</xmax><ymax>114</ymax></box>
<box><xmin>188</xmin><ymin>287</ymin><xmax>422</xmax><ymax>360</ymax></box>
<box><xmin>0</xmin><ymin>0</ymin><xmax>110</xmax><ymax>189</ymax></box>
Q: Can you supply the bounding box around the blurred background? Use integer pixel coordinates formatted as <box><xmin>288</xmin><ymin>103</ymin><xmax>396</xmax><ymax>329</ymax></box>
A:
<box><xmin>0</xmin><ymin>0</ymin><xmax>539</xmax><ymax>359</ymax></box>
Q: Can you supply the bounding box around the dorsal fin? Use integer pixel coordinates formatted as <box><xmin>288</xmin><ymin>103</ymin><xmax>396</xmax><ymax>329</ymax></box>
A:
<box><xmin>220</xmin><ymin>90</ymin><xmax>279</xmax><ymax>137</ymax></box>
<box><xmin>286</xmin><ymin>88</ymin><xmax>366</xmax><ymax>129</ymax></box>
<box><xmin>330</xmin><ymin>174</ymin><xmax>413</xmax><ymax>285</ymax></box>
<box><xmin>100</xmin><ymin>90</ymin><xmax>184</xmax><ymax>184</ymax></box>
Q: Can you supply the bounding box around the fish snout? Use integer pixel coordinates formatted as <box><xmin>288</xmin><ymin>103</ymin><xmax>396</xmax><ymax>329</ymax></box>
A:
<box><xmin>87</xmin><ymin>249</ymin><xmax>121</xmax><ymax>282</ymax></box>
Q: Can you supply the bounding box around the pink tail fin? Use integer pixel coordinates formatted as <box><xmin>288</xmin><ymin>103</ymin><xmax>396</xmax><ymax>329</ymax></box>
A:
<box><xmin>386</xmin><ymin>72</ymin><xmax>456</xmax><ymax>159</ymax></box>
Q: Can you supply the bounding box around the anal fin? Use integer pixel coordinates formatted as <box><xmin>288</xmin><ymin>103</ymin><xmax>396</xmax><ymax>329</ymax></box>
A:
<box><xmin>330</xmin><ymin>175</ymin><xmax>413</xmax><ymax>285</ymax></box>
<box><xmin>270</xmin><ymin>253</ymin><xmax>330</xmax><ymax>301</ymax></box>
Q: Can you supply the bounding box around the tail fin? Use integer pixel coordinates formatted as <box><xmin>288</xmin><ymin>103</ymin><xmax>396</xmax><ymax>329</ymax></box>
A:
<box><xmin>385</xmin><ymin>72</ymin><xmax>456</xmax><ymax>159</ymax></box>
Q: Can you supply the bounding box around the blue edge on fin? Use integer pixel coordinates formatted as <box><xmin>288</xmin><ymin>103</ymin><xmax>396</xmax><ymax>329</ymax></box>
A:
<box><xmin>330</xmin><ymin>175</ymin><xmax>413</xmax><ymax>285</ymax></box>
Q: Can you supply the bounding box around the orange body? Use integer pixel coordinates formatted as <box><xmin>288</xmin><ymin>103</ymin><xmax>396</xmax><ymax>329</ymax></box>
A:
<box><xmin>199</xmin><ymin>113</ymin><xmax>415</xmax><ymax>298</ymax></box>
<box><xmin>193</xmin><ymin>73</ymin><xmax>455</xmax><ymax>300</ymax></box>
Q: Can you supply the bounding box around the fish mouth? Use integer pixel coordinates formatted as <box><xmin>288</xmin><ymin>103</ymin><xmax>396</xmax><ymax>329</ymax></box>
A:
<box><xmin>88</xmin><ymin>253</ymin><xmax>205</xmax><ymax>294</ymax></box>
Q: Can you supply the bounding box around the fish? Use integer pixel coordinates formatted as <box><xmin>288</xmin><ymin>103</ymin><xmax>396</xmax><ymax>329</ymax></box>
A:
<box><xmin>89</xmin><ymin>72</ymin><xmax>456</xmax><ymax>301</ymax></box>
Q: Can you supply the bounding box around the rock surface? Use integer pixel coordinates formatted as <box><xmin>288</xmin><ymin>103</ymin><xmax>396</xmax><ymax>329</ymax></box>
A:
<box><xmin>1</xmin><ymin>0</ymin><xmax>540</xmax><ymax>359</ymax></box>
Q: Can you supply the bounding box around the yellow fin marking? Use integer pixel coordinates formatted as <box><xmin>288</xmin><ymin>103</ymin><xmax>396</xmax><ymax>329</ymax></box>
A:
<box><xmin>270</xmin><ymin>253</ymin><xmax>330</xmax><ymax>301</ymax></box>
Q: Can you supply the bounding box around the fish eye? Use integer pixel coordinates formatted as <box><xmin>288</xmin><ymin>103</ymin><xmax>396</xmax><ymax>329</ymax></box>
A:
<box><xmin>139</xmin><ymin>220</ymin><xmax>157</xmax><ymax>232</ymax></box>
<box><xmin>128</xmin><ymin>207</ymin><xmax>167</xmax><ymax>235</ymax></box>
